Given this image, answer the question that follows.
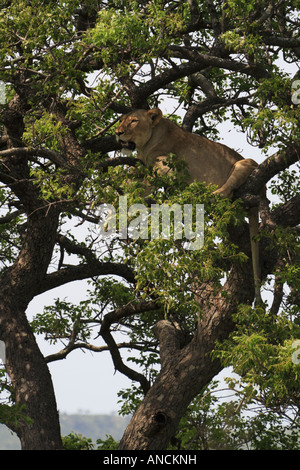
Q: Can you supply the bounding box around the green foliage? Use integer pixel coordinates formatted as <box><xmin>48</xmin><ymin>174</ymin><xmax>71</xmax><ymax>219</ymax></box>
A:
<box><xmin>1</xmin><ymin>0</ymin><xmax>299</xmax><ymax>450</ymax></box>
<box><xmin>222</xmin><ymin>30</ymin><xmax>264</xmax><ymax>57</ymax></box>
<box><xmin>23</xmin><ymin>111</ymin><xmax>68</xmax><ymax>151</ymax></box>
<box><xmin>0</xmin><ymin>402</ymin><xmax>33</xmax><ymax>431</ymax></box>
<box><xmin>31</xmin><ymin>297</ymin><xmax>94</xmax><ymax>343</ymax></box>
<box><xmin>262</xmin><ymin>225</ymin><xmax>300</xmax><ymax>304</ymax></box>
<box><xmin>0</xmin><ymin>0</ymin><xmax>87</xmax><ymax>96</ymax></box>
<box><xmin>86</xmin><ymin>1</ymin><xmax>187</xmax><ymax>73</ymax></box>
<box><xmin>117</xmin><ymin>383</ymin><xmax>145</xmax><ymax>417</ymax></box>
<box><xmin>30</xmin><ymin>277</ymin><xmax>137</xmax><ymax>344</ymax></box>
<box><xmin>62</xmin><ymin>431</ymin><xmax>119</xmax><ymax>450</ymax></box>
<box><xmin>132</xmin><ymin>183</ymin><xmax>248</xmax><ymax>317</ymax></box>
<box><xmin>96</xmin><ymin>434</ymin><xmax>119</xmax><ymax>450</ymax></box>
<box><xmin>62</xmin><ymin>431</ymin><xmax>94</xmax><ymax>450</ymax></box>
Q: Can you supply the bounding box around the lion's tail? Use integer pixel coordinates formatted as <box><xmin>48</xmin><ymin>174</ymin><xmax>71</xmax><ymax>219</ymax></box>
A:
<box><xmin>248</xmin><ymin>207</ymin><xmax>261</xmax><ymax>305</ymax></box>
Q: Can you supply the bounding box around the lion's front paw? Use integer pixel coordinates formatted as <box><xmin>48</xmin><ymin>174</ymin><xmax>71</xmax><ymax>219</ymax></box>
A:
<box><xmin>213</xmin><ymin>187</ymin><xmax>233</xmax><ymax>198</ymax></box>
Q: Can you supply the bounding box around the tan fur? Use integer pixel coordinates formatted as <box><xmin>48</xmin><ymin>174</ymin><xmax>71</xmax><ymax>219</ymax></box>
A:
<box><xmin>116</xmin><ymin>108</ymin><xmax>261</xmax><ymax>302</ymax></box>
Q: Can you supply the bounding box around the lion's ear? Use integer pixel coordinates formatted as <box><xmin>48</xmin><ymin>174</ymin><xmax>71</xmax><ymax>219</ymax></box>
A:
<box><xmin>147</xmin><ymin>108</ymin><xmax>162</xmax><ymax>126</ymax></box>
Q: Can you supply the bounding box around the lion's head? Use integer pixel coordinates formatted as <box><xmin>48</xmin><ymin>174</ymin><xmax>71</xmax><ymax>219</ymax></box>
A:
<box><xmin>115</xmin><ymin>108</ymin><xmax>162</xmax><ymax>153</ymax></box>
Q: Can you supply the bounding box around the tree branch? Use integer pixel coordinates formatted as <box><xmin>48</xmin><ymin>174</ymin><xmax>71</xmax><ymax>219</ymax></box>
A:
<box><xmin>82</xmin><ymin>134</ymin><xmax>122</xmax><ymax>154</ymax></box>
<box><xmin>205</xmin><ymin>0</ymin><xmax>222</xmax><ymax>35</ymax></box>
<box><xmin>187</xmin><ymin>0</ymin><xmax>200</xmax><ymax>19</ymax></box>
<box><xmin>0</xmin><ymin>147</ymin><xmax>69</xmax><ymax>168</ymax></box>
<box><xmin>96</xmin><ymin>155</ymin><xmax>145</xmax><ymax>171</ymax></box>
<box><xmin>167</xmin><ymin>45</ymin><xmax>270</xmax><ymax>79</ymax></box>
<box><xmin>130</xmin><ymin>62</ymin><xmax>209</xmax><ymax>108</ymax></box>
<box><xmin>153</xmin><ymin>320</ymin><xmax>182</xmax><ymax>370</ymax></box>
<box><xmin>38</xmin><ymin>262</ymin><xmax>135</xmax><ymax>295</ymax></box>
<box><xmin>269</xmin><ymin>194</ymin><xmax>300</xmax><ymax>228</ymax></box>
<box><xmin>45</xmin><ymin>340</ymin><xmax>149</xmax><ymax>363</ymax></box>
<box><xmin>261</xmin><ymin>34</ymin><xmax>300</xmax><ymax>48</ymax></box>
<box><xmin>235</xmin><ymin>142</ymin><xmax>300</xmax><ymax>198</ymax></box>
<box><xmin>99</xmin><ymin>301</ymin><xmax>160</xmax><ymax>394</ymax></box>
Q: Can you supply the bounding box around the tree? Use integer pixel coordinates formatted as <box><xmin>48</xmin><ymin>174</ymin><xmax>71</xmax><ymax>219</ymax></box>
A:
<box><xmin>0</xmin><ymin>0</ymin><xmax>299</xmax><ymax>450</ymax></box>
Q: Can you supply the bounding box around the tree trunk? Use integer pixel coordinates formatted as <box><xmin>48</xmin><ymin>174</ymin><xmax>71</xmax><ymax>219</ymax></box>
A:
<box><xmin>119</xmin><ymin>257</ymin><xmax>254</xmax><ymax>450</ymax></box>
<box><xmin>0</xmin><ymin>300</ymin><xmax>62</xmax><ymax>449</ymax></box>
<box><xmin>0</xmin><ymin>208</ymin><xmax>63</xmax><ymax>449</ymax></box>
<box><xmin>0</xmin><ymin>93</ymin><xmax>83</xmax><ymax>449</ymax></box>
<box><xmin>118</xmin><ymin>331</ymin><xmax>221</xmax><ymax>450</ymax></box>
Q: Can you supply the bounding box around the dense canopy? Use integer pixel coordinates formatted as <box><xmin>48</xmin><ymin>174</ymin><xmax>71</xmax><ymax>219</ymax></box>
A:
<box><xmin>0</xmin><ymin>0</ymin><xmax>299</xmax><ymax>450</ymax></box>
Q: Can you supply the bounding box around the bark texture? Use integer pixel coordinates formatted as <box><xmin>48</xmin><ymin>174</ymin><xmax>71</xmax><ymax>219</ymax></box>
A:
<box><xmin>119</xmin><ymin>259</ymin><xmax>253</xmax><ymax>450</ymax></box>
<box><xmin>0</xmin><ymin>96</ymin><xmax>63</xmax><ymax>448</ymax></box>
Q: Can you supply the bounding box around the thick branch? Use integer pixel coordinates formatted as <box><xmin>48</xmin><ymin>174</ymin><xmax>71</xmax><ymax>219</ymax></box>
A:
<box><xmin>37</xmin><ymin>262</ymin><xmax>135</xmax><ymax>296</ymax></box>
<box><xmin>119</xmin><ymin>249</ymin><xmax>255</xmax><ymax>451</ymax></box>
<box><xmin>269</xmin><ymin>194</ymin><xmax>300</xmax><ymax>228</ymax></box>
<box><xmin>0</xmin><ymin>209</ymin><xmax>23</xmax><ymax>224</ymax></box>
<box><xmin>0</xmin><ymin>147</ymin><xmax>69</xmax><ymax>169</ymax></box>
<box><xmin>83</xmin><ymin>134</ymin><xmax>122</xmax><ymax>154</ymax></box>
<box><xmin>205</xmin><ymin>0</ymin><xmax>222</xmax><ymax>35</ymax></box>
<box><xmin>153</xmin><ymin>320</ymin><xmax>181</xmax><ymax>370</ymax></box>
<box><xmin>102</xmin><ymin>300</ymin><xmax>160</xmax><ymax>328</ymax></box>
<box><xmin>168</xmin><ymin>45</ymin><xmax>270</xmax><ymax>79</ymax></box>
<box><xmin>187</xmin><ymin>0</ymin><xmax>200</xmax><ymax>19</ymax></box>
<box><xmin>99</xmin><ymin>301</ymin><xmax>159</xmax><ymax>394</ymax></box>
<box><xmin>261</xmin><ymin>34</ymin><xmax>300</xmax><ymax>48</ymax></box>
<box><xmin>235</xmin><ymin>142</ymin><xmax>300</xmax><ymax>198</ymax></box>
<box><xmin>130</xmin><ymin>62</ymin><xmax>208</xmax><ymax>108</ymax></box>
<box><xmin>102</xmin><ymin>45</ymin><xmax>270</xmax><ymax>109</ymax></box>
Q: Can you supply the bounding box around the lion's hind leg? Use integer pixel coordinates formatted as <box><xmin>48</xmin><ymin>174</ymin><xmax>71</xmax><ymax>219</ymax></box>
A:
<box><xmin>213</xmin><ymin>158</ymin><xmax>261</xmax><ymax>303</ymax></box>
<box><xmin>213</xmin><ymin>159</ymin><xmax>258</xmax><ymax>198</ymax></box>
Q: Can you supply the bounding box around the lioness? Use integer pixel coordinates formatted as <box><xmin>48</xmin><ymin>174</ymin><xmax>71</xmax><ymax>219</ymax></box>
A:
<box><xmin>115</xmin><ymin>108</ymin><xmax>261</xmax><ymax>302</ymax></box>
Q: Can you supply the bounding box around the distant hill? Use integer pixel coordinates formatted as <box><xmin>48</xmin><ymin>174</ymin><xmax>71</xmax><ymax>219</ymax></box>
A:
<box><xmin>0</xmin><ymin>414</ymin><xmax>130</xmax><ymax>450</ymax></box>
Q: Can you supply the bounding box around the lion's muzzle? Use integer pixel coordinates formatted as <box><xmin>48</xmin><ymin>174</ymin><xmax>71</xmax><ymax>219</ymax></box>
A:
<box><xmin>117</xmin><ymin>137</ymin><xmax>136</xmax><ymax>152</ymax></box>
